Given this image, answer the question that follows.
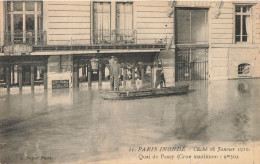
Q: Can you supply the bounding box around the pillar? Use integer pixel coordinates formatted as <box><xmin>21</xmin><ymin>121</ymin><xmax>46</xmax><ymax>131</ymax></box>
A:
<box><xmin>98</xmin><ymin>63</ymin><xmax>102</xmax><ymax>86</ymax></box>
<box><xmin>123</xmin><ymin>66</ymin><xmax>127</xmax><ymax>86</ymax></box>
<box><xmin>18</xmin><ymin>65</ymin><xmax>22</xmax><ymax>91</ymax></box>
<box><xmin>88</xmin><ymin>64</ymin><xmax>92</xmax><ymax>87</ymax></box>
<box><xmin>151</xmin><ymin>65</ymin><xmax>154</xmax><ymax>88</ymax></box>
<box><xmin>83</xmin><ymin>64</ymin><xmax>86</xmax><ymax>77</ymax></box>
<box><xmin>31</xmin><ymin>66</ymin><xmax>34</xmax><ymax>90</ymax></box>
<box><xmin>73</xmin><ymin>62</ymin><xmax>79</xmax><ymax>88</ymax></box>
<box><xmin>16</xmin><ymin>65</ymin><xmax>19</xmax><ymax>84</ymax></box>
<box><xmin>11</xmin><ymin>66</ymin><xmax>15</xmax><ymax>85</ymax></box>
<box><xmin>6</xmin><ymin>65</ymin><xmax>11</xmax><ymax>91</ymax></box>
<box><xmin>37</xmin><ymin>67</ymin><xmax>40</xmax><ymax>79</ymax></box>
<box><xmin>43</xmin><ymin>65</ymin><xmax>47</xmax><ymax>90</ymax></box>
<box><xmin>141</xmin><ymin>65</ymin><xmax>145</xmax><ymax>82</ymax></box>
<box><xmin>131</xmin><ymin>64</ymin><xmax>135</xmax><ymax>84</ymax></box>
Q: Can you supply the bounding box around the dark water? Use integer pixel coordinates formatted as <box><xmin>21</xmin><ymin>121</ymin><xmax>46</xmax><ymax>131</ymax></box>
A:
<box><xmin>0</xmin><ymin>79</ymin><xmax>259</xmax><ymax>163</ymax></box>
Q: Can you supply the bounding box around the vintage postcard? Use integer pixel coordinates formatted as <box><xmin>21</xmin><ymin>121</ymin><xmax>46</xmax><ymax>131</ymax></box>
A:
<box><xmin>0</xmin><ymin>0</ymin><xmax>259</xmax><ymax>164</ymax></box>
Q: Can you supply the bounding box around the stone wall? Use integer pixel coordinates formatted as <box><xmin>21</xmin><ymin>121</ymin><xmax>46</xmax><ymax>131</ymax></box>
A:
<box><xmin>229</xmin><ymin>48</ymin><xmax>260</xmax><ymax>79</ymax></box>
<box><xmin>47</xmin><ymin>55</ymin><xmax>73</xmax><ymax>89</ymax></box>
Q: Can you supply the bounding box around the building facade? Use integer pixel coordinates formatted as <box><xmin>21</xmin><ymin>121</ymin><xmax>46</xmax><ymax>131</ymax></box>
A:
<box><xmin>0</xmin><ymin>1</ymin><xmax>260</xmax><ymax>90</ymax></box>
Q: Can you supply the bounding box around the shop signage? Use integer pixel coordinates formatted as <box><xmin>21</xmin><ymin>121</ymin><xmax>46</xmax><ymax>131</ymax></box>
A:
<box><xmin>3</xmin><ymin>44</ymin><xmax>33</xmax><ymax>56</ymax></box>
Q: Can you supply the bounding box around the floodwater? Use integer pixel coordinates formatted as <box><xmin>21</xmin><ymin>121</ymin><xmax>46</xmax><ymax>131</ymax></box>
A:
<box><xmin>0</xmin><ymin>79</ymin><xmax>260</xmax><ymax>164</ymax></box>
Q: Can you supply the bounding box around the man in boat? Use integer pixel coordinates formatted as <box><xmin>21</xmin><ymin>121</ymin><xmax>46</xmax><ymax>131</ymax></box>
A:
<box><xmin>109</xmin><ymin>57</ymin><xmax>122</xmax><ymax>91</ymax></box>
<box><xmin>155</xmin><ymin>64</ymin><xmax>166</xmax><ymax>89</ymax></box>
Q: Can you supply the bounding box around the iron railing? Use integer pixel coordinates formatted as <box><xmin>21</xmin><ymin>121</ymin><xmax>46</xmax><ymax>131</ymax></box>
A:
<box><xmin>93</xmin><ymin>29</ymin><xmax>136</xmax><ymax>44</ymax></box>
<box><xmin>112</xmin><ymin>29</ymin><xmax>137</xmax><ymax>44</ymax></box>
<box><xmin>5</xmin><ymin>30</ymin><xmax>47</xmax><ymax>45</ymax></box>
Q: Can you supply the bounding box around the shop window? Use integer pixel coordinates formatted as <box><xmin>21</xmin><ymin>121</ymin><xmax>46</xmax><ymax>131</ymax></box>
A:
<box><xmin>235</xmin><ymin>5</ymin><xmax>252</xmax><ymax>43</ymax></box>
<box><xmin>238</xmin><ymin>63</ymin><xmax>250</xmax><ymax>76</ymax></box>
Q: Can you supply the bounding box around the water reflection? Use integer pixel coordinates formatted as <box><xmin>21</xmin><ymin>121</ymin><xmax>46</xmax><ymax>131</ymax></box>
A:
<box><xmin>0</xmin><ymin>79</ymin><xmax>259</xmax><ymax>163</ymax></box>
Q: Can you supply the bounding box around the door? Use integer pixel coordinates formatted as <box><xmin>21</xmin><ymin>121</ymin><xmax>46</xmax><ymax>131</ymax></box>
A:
<box><xmin>176</xmin><ymin>48</ymin><xmax>208</xmax><ymax>81</ymax></box>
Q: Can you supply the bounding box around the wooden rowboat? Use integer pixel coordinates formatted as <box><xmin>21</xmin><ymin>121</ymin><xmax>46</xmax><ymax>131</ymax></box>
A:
<box><xmin>100</xmin><ymin>83</ymin><xmax>189</xmax><ymax>100</ymax></box>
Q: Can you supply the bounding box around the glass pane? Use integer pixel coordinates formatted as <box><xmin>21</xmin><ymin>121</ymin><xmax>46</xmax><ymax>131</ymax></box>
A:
<box><xmin>37</xmin><ymin>15</ymin><xmax>43</xmax><ymax>30</ymax></box>
<box><xmin>102</xmin><ymin>3</ymin><xmax>110</xmax><ymax>12</ymax></box>
<box><xmin>176</xmin><ymin>10</ymin><xmax>190</xmax><ymax>43</ymax></box>
<box><xmin>7</xmin><ymin>14</ymin><xmax>11</xmax><ymax>31</ymax></box>
<box><xmin>103</xmin><ymin>12</ymin><xmax>110</xmax><ymax>30</ymax></box>
<box><xmin>26</xmin><ymin>14</ymin><xmax>35</xmax><ymax>31</ymax></box>
<box><xmin>191</xmin><ymin>10</ymin><xmax>208</xmax><ymax>43</ymax></box>
<box><xmin>37</xmin><ymin>2</ymin><xmax>42</xmax><ymax>11</ymax></box>
<box><xmin>243</xmin><ymin>15</ymin><xmax>249</xmax><ymax>35</ymax></box>
<box><xmin>13</xmin><ymin>2</ymin><xmax>23</xmax><ymax>11</ymax></box>
<box><xmin>94</xmin><ymin>3</ymin><xmax>102</xmax><ymax>12</ymax></box>
<box><xmin>243</xmin><ymin>6</ymin><xmax>249</xmax><ymax>13</ymax></box>
<box><xmin>7</xmin><ymin>1</ymin><xmax>11</xmax><ymax>12</ymax></box>
<box><xmin>14</xmin><ymin>14</ymin><xmax>23</xmax><ymax>31</ymax></box>
<box><xmin>242</xmin><ymin>36</ymin><xmax>247</xmax><ymax>42</ymax></box>
<box><xmin>235</xmin><ymin>36</ymin><xmax>240</xmax><ymax>42</ymax></box>
<box><xmin>116</xmin><ymin>3</ymin><xmax>124</xmax><ymax>12</ymax></box>
<box><xmin>117</xmin><ymin>13</ymin><xmax>125</xmax><ymax>30</ymax></box>
<box><xmin>235</xmin><ymin>15</ymin><xmax>241</xmax><ymax>35</ymax></box>
<box><xmin>125</xmin><ymin>3</ymin><xmax>132</xmax><ymax>13</ymax></box>
<box><xmin>125</xmin><ymin>13</ymin><xmax>132</xmax><ymax>30</ymax></box>
<box><xmin>26</xmin><ymin>1</ymin><xmax>35</xmax><ymax>11</ymax></box>
<box><xmin>235</xmin><ymin>6</ymin><xmax>241</xmax><ymax>12</ymax></box>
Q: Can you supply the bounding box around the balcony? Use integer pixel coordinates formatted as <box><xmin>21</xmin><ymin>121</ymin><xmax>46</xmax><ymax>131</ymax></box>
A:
<box><xmin>4</xmin><ymin>30</ymin><xmax>47</xmax><ymax>45</ymax></box>
<box><xmin>93</xmin><ymin>29</ymin><xmax>137</xmax><ymax>45</ymax></box>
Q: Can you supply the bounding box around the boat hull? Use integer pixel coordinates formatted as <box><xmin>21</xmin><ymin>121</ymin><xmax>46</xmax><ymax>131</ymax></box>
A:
<box><xmin>100</xmin><ymin>84</ymin><xmax>189</xmax><ymax>100</ymax></box>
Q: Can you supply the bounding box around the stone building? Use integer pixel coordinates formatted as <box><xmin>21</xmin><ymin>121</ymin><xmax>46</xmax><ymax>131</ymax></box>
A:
<box><xmin>0</xmin><ymin>1</ymin><xmax>259</xmax><ymax>90</ymax></box>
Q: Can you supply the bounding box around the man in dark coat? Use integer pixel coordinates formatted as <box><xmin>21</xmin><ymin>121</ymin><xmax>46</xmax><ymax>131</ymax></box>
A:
<box><xmin>155</xmin><ymin>64</ymin><xmax>165</xmax><ymax>88</ymax></box>
<box><xmin>109</xmin><ymin>57</ymin><xmax>122</xmax><ymax>91</ymax></box>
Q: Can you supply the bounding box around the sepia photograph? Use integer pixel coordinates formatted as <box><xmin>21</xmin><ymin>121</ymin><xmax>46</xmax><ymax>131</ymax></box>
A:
<box><xmin>0</xmin><ymin>0</ymin><xmax>259</xmax><ymax>163</ymax></box>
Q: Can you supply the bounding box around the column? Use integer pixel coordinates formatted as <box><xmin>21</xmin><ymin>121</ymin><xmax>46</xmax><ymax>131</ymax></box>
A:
<box><xmin>141</xmin><ymin>65</ymin><xmax>145</xmax><ymax>82</ymax></box>
<box><xmin>151</xmin><ymin>65</ymin><xmax>154</xmax><ymax>88</ymax></box>
<box><xmin>98</xmin><ymin>63</ymin><xmax>102</xmax><ymax>87</ymax></box>
<box><xmin>82</xmin><ymin>64</ymin><xmax>86</xmax><ymax>77</ymax></box>
<box><xmin>73</xmin><ymin>62</ymin><xmax>79</xmax><ymax>88</ymax></box>
<box><xmin>43</xmin><ymin>65</ymin><xmax>47</xmax><ymax>90</ymax></box>
<box><xmin>131</xmin><ymin>64</ymin><xmax>135</xmax><ymax>84</ymax></box>
<box><xmin>88</xmin><ymin>64</ymin><xmax>92</xmax><ymax>87</ymax></box>
<box><xmin>19</xmin><ymin>65</ymin><xmax>23</xmax><ymax>91</ymax></box>
<box><xmin>37</xmin><ymin>67</ymin><xmax>40</xmax><ymax>80</ymax></box>
<box><xmin>11</xmin><ymin>66</ymin><xmax>15</xmax><ymax>85</ymax></box>
<box><xmin>31</xmin><ymin>66</ymin><xmax>34</xmax><ymax>90</ymax></box>
<box><xmin>6</xmin><ymin>65</ymin><xmax>11</xmax><ymax>91</ymax></box>
<box><xmin>15</xmin><ymin>65</ymin><xmax>18</xmax><ymax>84</ymax></box>
<box><xmin>123</xmin><ymin>65</ymin><xmax>127</xmax><ymax>86</ymax></box>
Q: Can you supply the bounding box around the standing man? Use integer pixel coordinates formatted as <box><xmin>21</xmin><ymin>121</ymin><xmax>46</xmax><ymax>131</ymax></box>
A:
<box><xmin>109</xmin><ymin>56</ymin><xmax>122</xmax><ymax>91</ymax></box>
<box><xmin>155</xmin><ymin>64</ymin><xmax>166</xmax><ymax>89</ymax></box>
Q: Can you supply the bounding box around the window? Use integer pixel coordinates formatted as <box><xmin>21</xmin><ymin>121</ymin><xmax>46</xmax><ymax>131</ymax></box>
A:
<box><xmin>6</xmin><ymin>1</ymin><xmax>43</xmax><ymax>45</ymax></box>
<box><xmin>93</xmin><ymin>2</ymin><xmax>111</xmax><ymax>44</ymax></box>
<box><xmin>116</xmin><ymin>2</ymin><xmax>134</xmax><ymax>43</ymax></box>
<box><xmin>176</xmin><ymin>8</ymin><xmax>208</xmax><ymax>45</ymax></box>
<box><xmin>116</xmin><ymin>2</ymin><xmax>133</xmax><ymax>31</ymax></box>
<box><xmin>238</xmin><ymin>63</ymin><xmax>250</xmax><ymax>76</ymax></box>
<box><xmin>235</xmin><ymin>5</ymin><xmax>252</xmax><ymax>43</ymax></box>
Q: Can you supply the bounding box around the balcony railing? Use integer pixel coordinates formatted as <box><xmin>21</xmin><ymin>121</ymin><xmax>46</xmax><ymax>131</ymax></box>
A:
<box><xmin>5</xmin><ymin>30</ymin><xmax>47</xmax><ymax>45</ymax></box>
<box><xmin>93</xmin><ymin>29</ymin><xmax>137</xmax><ymax>44</ymax></box>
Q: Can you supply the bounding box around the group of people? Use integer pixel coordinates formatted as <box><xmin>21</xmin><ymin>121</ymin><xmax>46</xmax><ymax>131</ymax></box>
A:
<box><xmin>108</xmin><ymin>56</ymin><xmax>166</xmax><ymax>91</ymax></box>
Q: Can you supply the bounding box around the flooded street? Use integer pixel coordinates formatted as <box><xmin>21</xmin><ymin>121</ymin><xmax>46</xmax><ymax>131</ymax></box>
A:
<box><xmin>0</xmin><ymin>79</ymin><xmax>260</xmax><ymax>164</ymax></box>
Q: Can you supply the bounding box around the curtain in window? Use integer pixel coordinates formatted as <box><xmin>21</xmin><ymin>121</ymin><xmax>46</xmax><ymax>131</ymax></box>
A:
<box><xmin>93</xmin><ymin>3</ymin><xmax>111</xmax><ymax>43</ymax></box>
<box><xmin>245</xmin><ymin>15</ymin><xmax>251</xmax><ymax>42</ymax></box>
<box><xmin>116</xmin><ymin>3</ymin><xmax>133</xmax><ymax>38</ymax></box>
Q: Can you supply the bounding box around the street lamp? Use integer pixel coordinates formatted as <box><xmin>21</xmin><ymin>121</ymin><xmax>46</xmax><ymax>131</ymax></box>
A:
<box><xmin>90</xmin><ymin>57</ymin><xmax>99</xmax><ymax>71</ymax></box>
